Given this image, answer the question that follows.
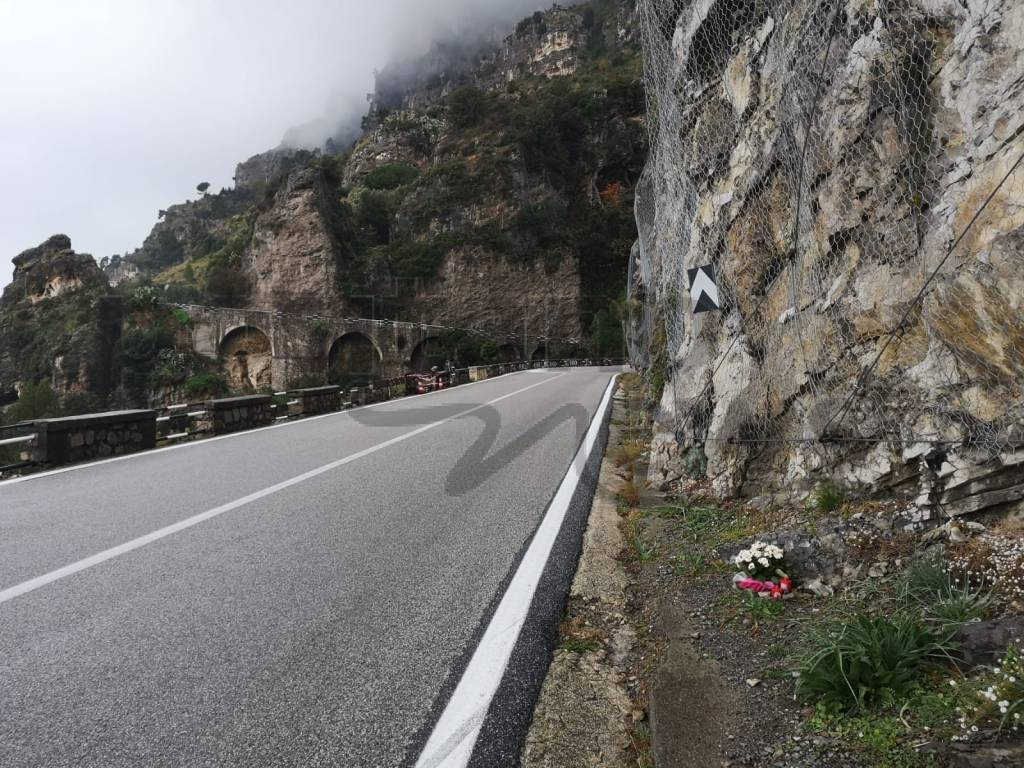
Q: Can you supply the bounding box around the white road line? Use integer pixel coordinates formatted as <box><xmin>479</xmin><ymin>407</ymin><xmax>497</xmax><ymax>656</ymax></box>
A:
<box><xmin>415</xmin><ymin>374</ymin><xmax>618</xmax><ymax>768</ymax></box>
<box><xmin>0</xmin><ymin>369</ymin><xmax>533</xmax><ymax>488</ymax></box>
<box><xmin>0</xmin><ymin>373</ymin><xmax>566</xmax><ymax>606</ymax></box>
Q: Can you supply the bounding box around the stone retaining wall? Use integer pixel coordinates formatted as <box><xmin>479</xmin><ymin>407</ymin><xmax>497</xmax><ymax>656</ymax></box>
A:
<box><xmin>206</xmin><ymin>395</ymin><xmax>274</xmax><ymax>435</ymax></box>
<box><xmin>33</xmin><ymin>410</ymin><xmax>156</xmax><ymax>466</ymax></box>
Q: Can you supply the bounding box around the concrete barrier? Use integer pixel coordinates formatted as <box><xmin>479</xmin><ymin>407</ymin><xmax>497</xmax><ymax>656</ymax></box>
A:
<box><xmin>206</xmin><ymin>395</ymin><xmax>274</xmax><ymax>435</ymax></box>
<box><xmin>32</xmin><ymin>410</ymin><xmax>157</xmax><ymax>465</ymax></box>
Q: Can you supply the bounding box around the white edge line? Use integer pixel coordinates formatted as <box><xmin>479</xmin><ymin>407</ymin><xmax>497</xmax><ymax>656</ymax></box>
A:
<box><xmin>414</xmin><ymin>373</ymin><xmax>618</xmax><ymax>768</ymax></box>
<box><xmin>0</xmin><ymin>373</ymin><xmax>566</xmax><ymax>606</ymax></box>
<box><xmin>0</xmin><ymin>369</ymin><xmax>536</xmax><ymax>488</ymax></box>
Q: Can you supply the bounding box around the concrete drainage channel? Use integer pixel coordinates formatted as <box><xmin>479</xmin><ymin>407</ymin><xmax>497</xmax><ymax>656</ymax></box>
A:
<box><xmin>0</xmin><ymin>359</ymin><xmax>624</xmax><ymax>478</ymax></box>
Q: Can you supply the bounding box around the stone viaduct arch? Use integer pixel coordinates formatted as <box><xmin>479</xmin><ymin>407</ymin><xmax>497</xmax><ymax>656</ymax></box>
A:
<box><xmin>177</xmin><ymin>304</ymin><xmax>531</xmax><ymax>391</ymax></box>
<box><xmin>328</xmin><ymin>332</ymin><xmax>382</xmax><ymax>388</ymax></box>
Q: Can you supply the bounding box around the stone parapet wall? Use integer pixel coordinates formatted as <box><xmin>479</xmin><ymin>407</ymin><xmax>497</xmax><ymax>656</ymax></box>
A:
<box><xmin>206</xmin><ymin>395</ymin><xmax>274</xmax><ymax>435</ymax></box>
<box><xmin>33</xmin><ymin>410</ymin><xmax>156</xmax><ymax>466</ymax></box>
<box><xmin>291</xmin><ymin>386</ymin><xmax>340</xmax><ymax>416</ymax></box>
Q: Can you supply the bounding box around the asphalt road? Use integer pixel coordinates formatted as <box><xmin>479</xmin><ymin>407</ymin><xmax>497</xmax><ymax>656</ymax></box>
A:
<box><xmin>0</xmin><ymin>368</ymin><xmax>616</xmax><ymax>768</ymax></box>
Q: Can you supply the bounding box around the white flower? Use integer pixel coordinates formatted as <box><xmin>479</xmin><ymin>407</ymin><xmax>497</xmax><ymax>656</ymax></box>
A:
<box><xmin>759</xmin><ymin>557</ymin><xmax>769</xmax><ymax>567</ymax></box>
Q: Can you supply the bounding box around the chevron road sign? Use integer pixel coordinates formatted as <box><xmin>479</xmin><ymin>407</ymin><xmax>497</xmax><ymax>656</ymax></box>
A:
<box><xmin>687</xmin><ymin>264</ymin><xmax>720</xmax><ymax>313</ymax></box>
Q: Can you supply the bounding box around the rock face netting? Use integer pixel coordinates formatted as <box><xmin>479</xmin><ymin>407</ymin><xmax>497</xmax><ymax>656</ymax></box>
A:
<box><xmin>629</xmin><ymin>0</ymin><xmax>1024</xmax><ymax>518</ymax></box>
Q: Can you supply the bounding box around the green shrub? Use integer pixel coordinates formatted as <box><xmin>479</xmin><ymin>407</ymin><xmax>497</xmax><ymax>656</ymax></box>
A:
<box><xmin>389</xmin><ymin>239</ymin><xmax>449</xmax><ymax>280</ymax></box>
<box><xmin>184</xmin><ymin>373</ymin><xmax>227</xmax><ymax>398</ymax></box>
<box><xmin>4</xmin><ymin>379</ymin><xmax>61</xmax><ymax>423</ymax></box>
<box><xmin>479</xmin><ymin>341</ymin><xmax>499</xmax><ymax>363</ymax></box>
<box><xmin>797</xmin><ymin>612</ymin><xmax>957</xmax><ymax>712</ymax></box>
<box><xmin>117</xmin><ymin>327</ymin><xmax>175</xmax><ymax>394</ymax></box>
<box><xmin>363</xmin><ymin>163</ymin><xmax>419</xmax><ymax>191</ymax></box>
<box><xmin>448</xmin><ymin>85</ymin><xmax>489</xmax><ymax>128</ymax></box>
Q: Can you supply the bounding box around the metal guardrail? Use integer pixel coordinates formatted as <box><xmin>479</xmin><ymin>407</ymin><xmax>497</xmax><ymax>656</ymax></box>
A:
<box><xmin>0</xmin><ymin>434</ymin><xmax>34</xmax><ymax>449</ymax></box>
<box><xmin>0</xmin><ymin>422</ymin><xmax>37</xmax><ymax>475</ymax></box>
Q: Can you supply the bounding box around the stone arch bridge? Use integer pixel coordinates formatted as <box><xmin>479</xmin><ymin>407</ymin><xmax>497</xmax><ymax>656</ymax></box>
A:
<box><xmin>175</xmin><ymin>304</ymin><xmax>534</xmax><ymax>392</ymax></box>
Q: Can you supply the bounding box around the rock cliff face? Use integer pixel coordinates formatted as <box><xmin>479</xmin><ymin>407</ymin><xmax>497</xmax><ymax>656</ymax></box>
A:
<box><xmin>0</xmin><ymin>236</ymin><xmax>116</xmax><ymax>401</ymax></box>
<box><xmin>413</xmin><ymin>247</ymin><xmax>583</xmax><ymax>342</ymax></box>
<box><xmin>632</xmin><ymin>0</ymin><xmax>1024</xmax><ymax>520</ymax></box>
<box><xmin>243</xmin><ymin>167</ymin><xmax>340</xmax><ymax>314</ymax></box>
<box><xmin>1</xmin><ymin>235</ymin><xmax>107</xmax><ymax>309</ymax></box>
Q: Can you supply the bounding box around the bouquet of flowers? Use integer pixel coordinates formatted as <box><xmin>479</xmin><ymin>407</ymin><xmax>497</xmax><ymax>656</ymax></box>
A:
<box><xmin>733</xmin><ymin>540</ymin><xmax>786</xmax><ymax>581</ymax></box>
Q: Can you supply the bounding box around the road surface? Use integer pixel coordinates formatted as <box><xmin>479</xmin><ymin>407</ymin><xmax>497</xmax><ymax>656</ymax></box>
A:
<box><xmin>0</xmin><ymin>368</ymin><xmax>617</xmax><ymax>767</ymax></box>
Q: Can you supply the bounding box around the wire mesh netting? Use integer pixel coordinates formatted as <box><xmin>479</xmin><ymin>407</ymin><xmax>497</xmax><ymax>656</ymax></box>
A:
<box><xmin>630</xmin><ymin>0</ymin><xmax>1024</xmax><ymax>492</ymax></box>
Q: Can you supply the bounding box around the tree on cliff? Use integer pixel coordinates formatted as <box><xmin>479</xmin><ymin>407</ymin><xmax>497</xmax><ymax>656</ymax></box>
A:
<box><xmin>196</xmin><ymin>182</ymin><xmax>211</xmax><ymax>196</ymax></box>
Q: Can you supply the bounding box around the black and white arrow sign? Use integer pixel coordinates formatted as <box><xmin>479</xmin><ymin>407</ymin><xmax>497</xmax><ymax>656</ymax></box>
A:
<box><xmin>687</xmin><ymin>264</ymin><xmax>720</xmax><ymax>313</ymax></box>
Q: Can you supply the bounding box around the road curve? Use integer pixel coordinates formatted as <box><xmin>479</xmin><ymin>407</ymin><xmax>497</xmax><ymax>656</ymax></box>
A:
<box><xmin>0</xmin><ymin>368</ymin><xmax>617</xmax><ymax>767</ymax></box>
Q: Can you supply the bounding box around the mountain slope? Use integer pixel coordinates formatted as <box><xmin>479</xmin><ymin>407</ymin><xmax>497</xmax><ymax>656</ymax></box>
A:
<box><xmin>116</xmin><ymin>0</ymin><xmax>645</xmax><ymax>357</ymax></box>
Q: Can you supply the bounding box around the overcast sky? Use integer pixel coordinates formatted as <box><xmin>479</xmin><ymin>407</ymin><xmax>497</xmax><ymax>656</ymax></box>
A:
<box><xmin>0</xmin><ymin>0</ymin><xmax>544</xmax><ymax>286</ymax></box>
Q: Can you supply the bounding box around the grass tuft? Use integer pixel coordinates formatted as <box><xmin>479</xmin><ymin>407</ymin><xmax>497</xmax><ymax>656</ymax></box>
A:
<box><xmin>812</xmin><ymin>482</ymin><xmax>847</xmax><ymax>515</ymax></box>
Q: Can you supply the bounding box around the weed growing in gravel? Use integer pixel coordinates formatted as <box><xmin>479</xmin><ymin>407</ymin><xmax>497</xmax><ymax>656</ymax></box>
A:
<box><xmin>658</xmin><ymin>501</ymin><xmax>757</xmax><ymax>578</ymax></box>
<box><xmin>611</xmin><ymin>440</ymin><xmax>645</xmax><ymax>468</ymax></box>
<box><xmin>740</xmin><ymin>591</ymin><xmax>785</xmax><ymax>631</ymax></box>
<box><xmin>796</xmin><ymin>612</ymin><xmax>958</xmax><ymax>712</ymax></box>
<box><xmin>812</xmin><ymin>482</ymin><xmax>846</xmax><ymax>515</ymax></box>
<box><xmin>560</xmin><ymin>637</ymin><xmax>602</xmax><ymax>654</ymax></box>
<box><xmin>715</xmin><ymin>589</ymin><xmax>787</xmax><ymax>633</ymax></box>
<box><xmin>628</xmin><ymin>721</ymin><xmax>653</xmax><ymax>768</ymax></box>
<box><xmin>618</xmin><ymin>471</ymin><xmax>643</xmax><ymax>509</ymax></box>
<box><xmin>627</xmin><ymin>520</ymin><xmax>656</xmax><ymax>562</ymax></box>
<box><xmin>807</xmin><ymin>703</ymin><xmax>938</xmax><ymax>768</ymax></box>
<box><xmin>559</xmin><ymin>616</ymin><xmax>604</xmax><ymax>655</ymax></box>
<box><xmin>671</xmin><ymin>545</ymin><xmax>717</xmax><ymax>577</ymax></box>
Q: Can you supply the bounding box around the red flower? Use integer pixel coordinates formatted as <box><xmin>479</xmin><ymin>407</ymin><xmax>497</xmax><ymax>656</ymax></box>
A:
<box><xmin>780</xmin><ymin>577</ymin><xmax>793</xmax><ymax>593</ymax></box>
<box><xmin>770</xmin><ymin>586</ymin><xmax>783</xmax><ymax>600</ymax></box>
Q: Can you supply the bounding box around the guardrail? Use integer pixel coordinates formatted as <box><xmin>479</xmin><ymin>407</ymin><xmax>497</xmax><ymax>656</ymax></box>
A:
<box><xmin>0</xmin><ymin>358</ymin><xmax>627</xmax><ymax>477</ymax></box>
<box><xmin>0</xmin><ymin>422</ymin><xmax>36</xmax><ymax>474</ymax></box>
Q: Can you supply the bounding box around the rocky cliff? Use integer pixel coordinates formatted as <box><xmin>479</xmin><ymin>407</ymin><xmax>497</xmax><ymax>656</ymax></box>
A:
<box><xmin>1</xmin><ymin>235</ymin><xmax>108</xmax><ymax>309</ymax></box>
<box><xmin>109</xmin><ymin>0</ymin><xmax>644</xmax><ymax>357</ymax></box>
<box><xmin>0</xmin><ymin>236</ymin><xmax>117</xmax><ymax>404</ymax></box>
<box><xmin>632</xmin><ymin>0</ymin><xmax>1024</xmax><ymax>521</ymax></box>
